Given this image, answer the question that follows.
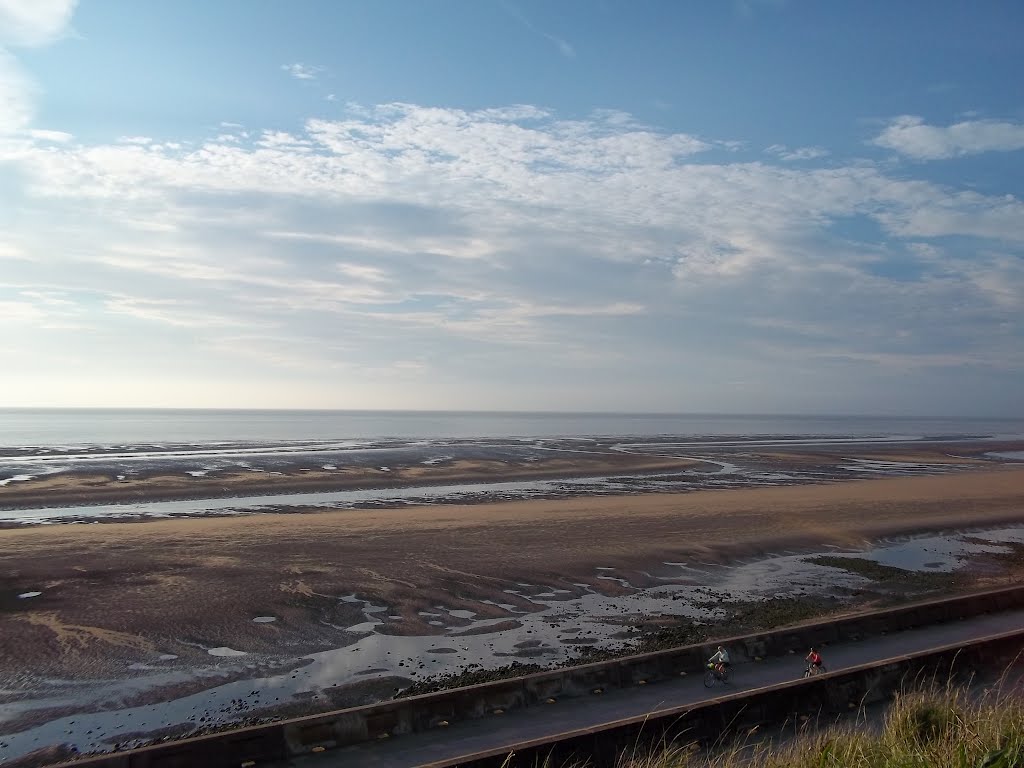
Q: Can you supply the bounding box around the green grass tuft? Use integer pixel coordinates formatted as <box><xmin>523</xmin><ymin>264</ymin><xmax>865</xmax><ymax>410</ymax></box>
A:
<box><xmin>597</xmin><ymin>677</ymin><xmax>1024</xmax><ymax>768</ymax></box>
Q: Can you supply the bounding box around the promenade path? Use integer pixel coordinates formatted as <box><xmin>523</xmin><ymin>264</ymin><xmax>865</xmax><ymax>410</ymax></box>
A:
<box><xmin>293</xmin><ymin>608</ymin><xmax>1024</xmax><ymax>767</ymax></box>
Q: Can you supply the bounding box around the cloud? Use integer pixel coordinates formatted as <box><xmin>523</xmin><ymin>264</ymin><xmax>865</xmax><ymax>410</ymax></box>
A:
<box><xmin>0</xmin><ymin>0</ymin><xmax>77</xmax><ymax>46</ymax></box>
<box><xmin>256</xmin><ymin>130</ymin><xmax>312</xmax><ymax>149</ymax></box>
<box><xmin>872</xmin><ymin>115</ymin><xmax>1024</xmax><ymax>160</ymax></box>
<box><xmin>0</xmin><ymin>48</ymin><xmax>32</xmax><ymax>133</ymax></box>
<box><xmin>765</xmin><ymin>144</ymin><xmax>829</xmax><ymax>161</ymax></box>
<box><xmin>499</xmin><ymin>1</ymin><xmax>576</xmax><ymax>59</ymax></box>
<box><xmin>0</xmin><ymin>243</ymin><xmax>30</xmax><ymax>260</ymax></box>
<box><xmin>3</xmin><ymin>101</ymin><xmax>1024</xmax><ymax>410</ymax></box>
<box><xmin>264</xmin><ymin>229</ymin><xmax>500</xmax><ymax>260</ymax></box>
<box><xmin>550</xmin><ymin>35</ymin><xmax>575</xmax><ymax>58</ymax></box>
<box><xmin>103</xmin><ymin>296</ymin><xmax>253</xmax><ymax>328</ymax></box>
<box><xmin>0</xmin><ymin>1</ymin><xmax>77</xmax><ymax>137</ymax></box>
<box><xmin>0</xmin><ymin>299</ymin><xmax>46</xmax><ymax>323</ymax></box>
<box><xmin>27</xmin><ymin>128</ymin><xmax>72</xmax><ymax>142</ymax></box>
<box><xmin>5</xmin><ymin>105</ymin><xmax>1018</xmax><ymax>262</ymax></box>
<box><xmin>281</xmin><ymin>62</ymin><xmax>325</xmax><ymax>80</ymax></box>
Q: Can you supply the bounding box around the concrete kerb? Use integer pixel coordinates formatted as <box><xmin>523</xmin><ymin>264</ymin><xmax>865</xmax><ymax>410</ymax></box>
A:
<box><xmin>64</xmin><ymin>584</ymin><xmax>1024</xmax><ymax>767</ymax></box>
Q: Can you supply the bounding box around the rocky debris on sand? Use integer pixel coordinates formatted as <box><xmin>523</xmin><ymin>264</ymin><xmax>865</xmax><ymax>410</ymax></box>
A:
<box><xmin>805</xmin><ymin>556</ymin><xmax>963</xmax><ymax>590</ymax></box>
<box><xmin>396</xmin><ymin>662</ymin><xmax>544</xmax><ymax>698</ymax></box>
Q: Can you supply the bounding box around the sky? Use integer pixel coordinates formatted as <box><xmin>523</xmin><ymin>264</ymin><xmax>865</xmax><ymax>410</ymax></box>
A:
<box><xmin>1</xmin><ymin>0</ymin><xmax>1022</xmax><ymax>415</ymax></box>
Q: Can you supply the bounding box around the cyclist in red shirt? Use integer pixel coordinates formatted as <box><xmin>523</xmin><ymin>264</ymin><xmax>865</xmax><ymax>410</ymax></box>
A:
<box><xmin>805</xmin><ymin>648</ymin><xmax>825</xmax><ymax>676</ymax></box>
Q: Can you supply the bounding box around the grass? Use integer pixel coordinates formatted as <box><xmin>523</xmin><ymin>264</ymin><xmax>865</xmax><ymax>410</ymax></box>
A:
<box><xmin>607</xmin><ymin>676</ymin><xmax>1024</xmax><ymax>768</ymax></box>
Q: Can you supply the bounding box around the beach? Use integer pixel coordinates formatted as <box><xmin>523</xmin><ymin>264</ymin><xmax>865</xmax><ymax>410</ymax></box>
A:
<box><xmin>1</xmin><ymin>433</ymin><xmax>1016</xmax><ymax>525</ymax></box>
<box><xmin>3</xmin><ymin>466</ymin><xmax>1023</xmax><ymax>678</ymax></box>
<box><xmin>0</xmin><ymin>451</ymin><xmax>705</xmax><ymax>510</ymax></box>
<box><xmin>2</xmin><ymin>433</ymin><xmax>1024</xmax><ymax>762</ymax></box>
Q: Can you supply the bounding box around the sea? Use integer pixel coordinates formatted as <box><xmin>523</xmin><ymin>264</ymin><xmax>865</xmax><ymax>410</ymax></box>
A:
<box><xmin>2</xmin><ymin>408</ymin><xmax>1023</xmax><ymax>447</ymax></box>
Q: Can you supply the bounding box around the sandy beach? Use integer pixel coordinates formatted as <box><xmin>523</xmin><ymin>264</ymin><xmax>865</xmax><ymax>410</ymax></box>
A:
<box><xmin>2</xmin><ymin>459</ymin><xmax>1024</xmax><ymax>765</ymax></box>
<box><xmin>3</xmin><ymin>466</ymin><xmax>1023</xmax><ymax>680</ymax></box>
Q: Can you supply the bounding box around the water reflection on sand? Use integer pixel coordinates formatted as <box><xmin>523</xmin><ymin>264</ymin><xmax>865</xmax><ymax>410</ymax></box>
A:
<box><xmin>3</xmin><ymin>524</ymin><xmax>1022</xmax><ymax>762</ymax></box>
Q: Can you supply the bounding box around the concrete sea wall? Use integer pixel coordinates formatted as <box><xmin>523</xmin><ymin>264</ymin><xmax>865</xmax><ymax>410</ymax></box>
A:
<box><xmin>67</xmin><ymin>584</ymin><xmax>1024</xmax><ymax>768</ymax></box>
<box><xmin>443</xmin><ymin>627</ymin><xmax>1024</xmax><ymax>768</ymax></box>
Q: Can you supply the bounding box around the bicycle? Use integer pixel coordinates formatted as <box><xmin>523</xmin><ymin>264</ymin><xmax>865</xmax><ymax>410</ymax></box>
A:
<box><xmin>803</xmin><ymin>663</ymin><xmax>827</xmax><ymax>678</ymax></box>
<box><xmin>704</xmin><ymin>662</ymin><xmax>730</xmax><ymax>688</ymax></box>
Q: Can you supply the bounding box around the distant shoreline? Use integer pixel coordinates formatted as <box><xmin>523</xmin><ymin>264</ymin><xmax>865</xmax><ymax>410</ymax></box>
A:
<box><xmin>2</xmin><ymin>435</ymin><xmax>1020</xmax><ymax>525</ymax></box>
<box><xmin>2</xmin><ymin>408</ymin><xmax>1022</xmax><ymax>450</ymax></box>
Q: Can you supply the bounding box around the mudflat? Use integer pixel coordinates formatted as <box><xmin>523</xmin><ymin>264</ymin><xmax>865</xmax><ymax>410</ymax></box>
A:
<box><xmin>2</xmin><ymin>466</ymin><xmax>1023</xmax><ymax>679</ymax></box>
<box><xmin>2</xmin><ymin>438</ymin><xmax>1014</xmax><ymax>513</ymax></box>
<box><xmin>0</xmin><ymin>453</ymin><xmax>704</xmax><ymax>509</ymax></box>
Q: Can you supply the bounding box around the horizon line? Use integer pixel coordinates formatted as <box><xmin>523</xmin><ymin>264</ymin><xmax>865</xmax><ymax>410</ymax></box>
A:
<box><xmin>0</xmin><ymin>406</ymin><xmax>1019</xmax><ymax>420</ymax></box>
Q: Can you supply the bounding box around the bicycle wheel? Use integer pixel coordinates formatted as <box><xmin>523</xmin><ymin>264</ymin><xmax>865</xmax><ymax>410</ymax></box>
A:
<box><xmin>704</xmin><ymin>669</ymin><xmax>716</xmax><ymax>688</ymax></box>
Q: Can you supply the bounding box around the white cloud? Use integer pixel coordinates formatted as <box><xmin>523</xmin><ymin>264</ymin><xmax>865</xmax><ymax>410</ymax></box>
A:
<box><xmin>0</xmin><ymin>299</ymin><xmax>45</xmax><ymax>323</ymax></box>
<box><xmin>874</xmin><ymin>189</ymin><xmax>1024</xmax><ymax>242</ymax></box>
<box><xmin>264</xmin><ymin>230</ymin><xmax>500</xmax><ymax>260</ymax></box>
<box><xmin>0</xmin><ymin>0</ymin><xmax>77</xmax><ymax>46</ymax></box>
<box><xmin>550</xmin><ymin>35</ymin><xmax>575</xmax><ymax>59</ymax></box>
<box><xmin>256</xmin><ymin>130</ymin><xmax>312</xmax><ymax>149</ymax></box>
<box><xmin>0</xmin><ymin>243</ymin><xmax>29</xmax><ymax>260</ymax></box>
<box><xmin>200</xmin><ymin>333</ymin><xmax>355</xmax><ymax>371</ymax></box>
<box><xmin>0</xmin><ymin>1</ymin><xmax>76</xmax><ymax>137</ymax></box>
<box><xmin>0</xmin><ymin>48</ymin><xmax>32</xmax><ymax>133</ymax></box>
<box><xmin>872</xmin><ymin>115</ymin><xmax>1024</xmax><ymax>160</ymax></box>
<box><xmin>499</xmin><ymin>0</ymin><xmax>575</xmax><ymax>59</ymax></box>
<box><xmin>19</xmin><ymin>289</ymin><xmax>73</xmax><ymax>306</ymax></box>
<box><xmin>336</xmin><ymin>262</ymin><xmax>390</xmax><ymax>283</ymax></box>
<box><xmin>281</xmin><ymin>62</ymin><xmax>325</xmax><ymax>80</ymax></box>
<box><xmin>91</xmin><ymin>244</ymin><xmax>394</xmax><ymax>308</ymax></box>
<box><xmin>27</xmin><ymin>128</ymin><xmax>71</xmax><ymax>142</ymax></box>
<box><xmin>765</xmin><ymin>143</ymin><xmax>829</xmax><ymax>161</ymax></box>
<box><xmin>3</xmin><ymin>101</ymin><xmax>1023</xmax><ymax>410</ymax></box>
<box><xmin>103</xmin><ymin>296</ymin><xmax>253</xmax><ymax>329</ymax></box>
<box><xmin>784</xmin><ymin>347</ymin><xmax>987</xmax><ymax>371</ymax></box>
<box><xmin>6</xmin><ymin>104</ymin><xmax>1020</xmax><ymax>260</ymax></box>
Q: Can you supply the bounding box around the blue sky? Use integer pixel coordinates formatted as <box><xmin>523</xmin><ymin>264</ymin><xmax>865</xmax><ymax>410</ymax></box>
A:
<box><xmin>1</xmin><ymin>1</ymin><xmax>1023</xmax><ymax>414</ymax></box>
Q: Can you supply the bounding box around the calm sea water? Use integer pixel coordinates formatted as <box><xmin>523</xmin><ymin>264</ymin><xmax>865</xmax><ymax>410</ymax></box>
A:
<box><xmin>1</xmin><ymin>409</ymin><xmax>1022</xmax><ymax>448</ymax></box>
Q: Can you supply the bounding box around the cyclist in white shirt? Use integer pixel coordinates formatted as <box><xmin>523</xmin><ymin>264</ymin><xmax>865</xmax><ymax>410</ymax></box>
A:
<box><xmin>708</xmin><ymin>645</ymin><xmax>730</xmax><ymax>675</ymax></box>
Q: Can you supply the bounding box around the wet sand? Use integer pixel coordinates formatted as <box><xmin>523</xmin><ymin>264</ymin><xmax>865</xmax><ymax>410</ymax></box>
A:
<box><xmin>3</xmin><ymin>437</ymin><xmax>1016</xmax><ymax>513</ymax></box>
<box><xmin>0</xmin><ymin>454</ymin><xmax>705</xmax><ymax>509</ymax></box>
<box><xmin>2</xmin><ymin>466</ymin><xmax>1023</xmax><ymax>681</ymax></box>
